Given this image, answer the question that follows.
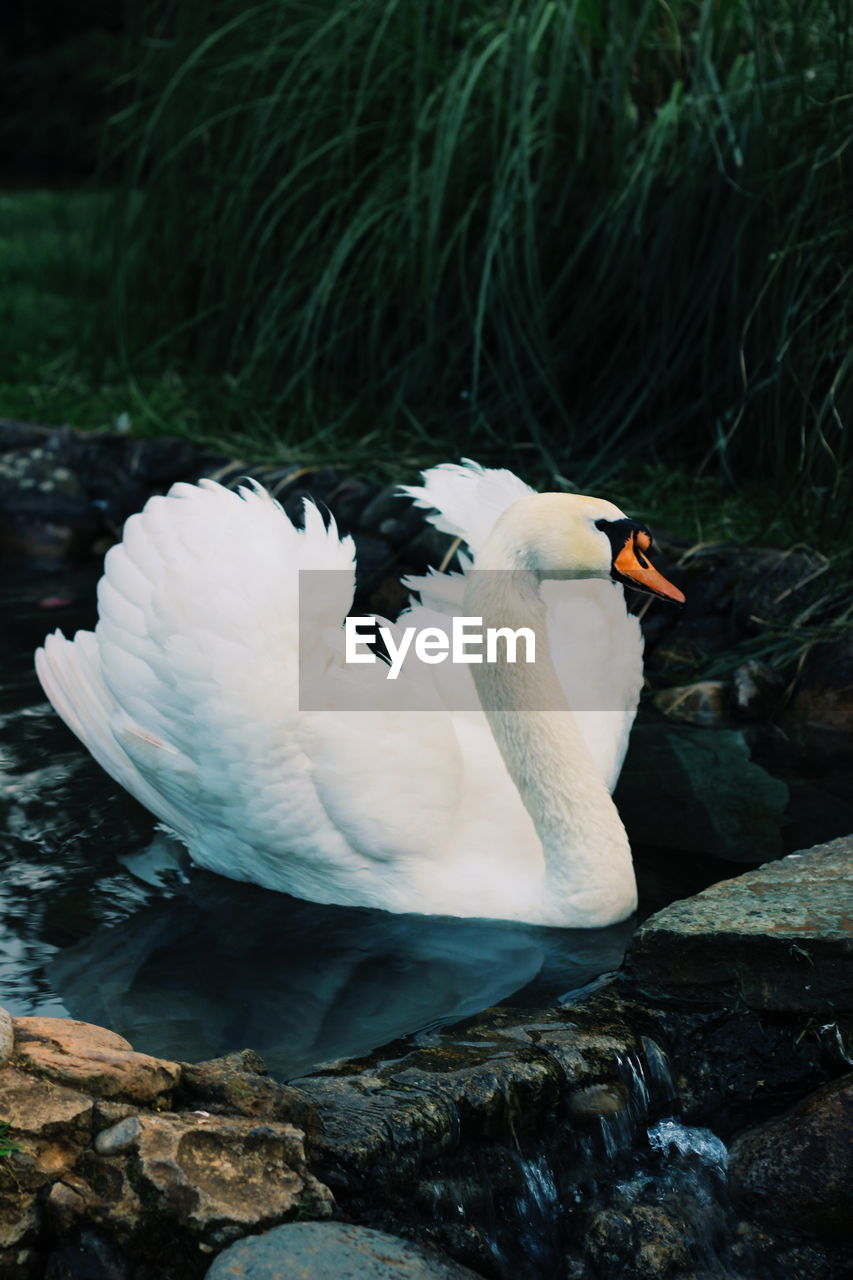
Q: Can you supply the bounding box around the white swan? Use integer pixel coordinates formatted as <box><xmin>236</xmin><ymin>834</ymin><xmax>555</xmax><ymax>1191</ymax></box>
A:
<box><xmin>35</xmin><ymin>460</ymin><xmax>683</xmax><ymax>927</ymax></box>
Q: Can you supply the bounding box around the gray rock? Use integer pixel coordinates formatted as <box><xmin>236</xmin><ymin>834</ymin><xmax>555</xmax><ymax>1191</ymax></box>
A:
<box><xmin>626</xmin><ymin>836</ymin><xmax>853</xmax><ymax>1011</ymax></box>
<box><xmin>729</xmin><ymin>1072</ymin><xmax>853</xmax><ymax>1241</ymax></box>
<box><xmin>93</xmin><ymin>1117</ymin><xmax>140</xmax><ymax>1157</ymax></box>
<box><xmin>205</xmin><ymin>1221</ymin><xmax>482</xmax><ymax>1279</ymax></box>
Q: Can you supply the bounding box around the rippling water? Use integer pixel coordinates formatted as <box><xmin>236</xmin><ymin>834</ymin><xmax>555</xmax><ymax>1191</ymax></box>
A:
<box><xmin>1</xmin><ymin>566</ymin><xmax>849</xmax><ymax>1079</ymax></box>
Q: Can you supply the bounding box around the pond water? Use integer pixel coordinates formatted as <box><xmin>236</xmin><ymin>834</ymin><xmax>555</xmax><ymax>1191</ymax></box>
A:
<box><xmin>2</xmin><ymin>566</ymin><xmax>851</xmax><ymax>1080</ymax></box>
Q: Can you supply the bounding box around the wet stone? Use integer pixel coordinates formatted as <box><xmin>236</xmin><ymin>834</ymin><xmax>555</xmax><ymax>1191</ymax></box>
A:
<box><xmin>728</xmin><ymin>1072</ymin><xmax>853</xmax><ymax>1241</ymax></box>
<box><xmin>12</xmin><ymin>1017</ymin><xmax>181</xmax><ymax>1106</ymax></box>
<box><xmin>567</xmin><ymin>1082</ymin><xmax>629</xmax><ymax>1121</ymax></box>
<box><xmin>179</xmin><ymin>1053</ymin><xmax>317</xmax><ymax>1133</ymax></box>
<box><xmin>204</xmin><ymin>1221</ymin><xmax>483</xmax><ymax>1280</ymax></box>
<box><xmin>626</xmin><ymin>836</ymin><xmax>853</xmax><ymax>1011</ymax></box>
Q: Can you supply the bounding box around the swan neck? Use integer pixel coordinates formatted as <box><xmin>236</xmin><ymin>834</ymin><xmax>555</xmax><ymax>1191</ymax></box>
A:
<box><xmin>462</xmin><ymin>565</ymin><xmax>635</xmax><ymax>922</ymax></box>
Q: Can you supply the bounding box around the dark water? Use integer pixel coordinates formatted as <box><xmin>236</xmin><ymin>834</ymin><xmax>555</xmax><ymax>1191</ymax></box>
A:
<box><xmin>2</xmin><ymin>567</ymin><xmax>851</xmax><ymax>1079</ymax></box>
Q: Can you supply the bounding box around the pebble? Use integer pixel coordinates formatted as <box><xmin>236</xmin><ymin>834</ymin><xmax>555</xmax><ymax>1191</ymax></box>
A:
<box><xmin>204</xmin><ymin>1221</ymin><xmax>482</xmax><ymax>1280</ymax></box>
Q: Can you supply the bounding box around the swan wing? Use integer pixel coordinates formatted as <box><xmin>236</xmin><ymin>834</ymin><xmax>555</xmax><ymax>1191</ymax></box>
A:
<box><xmin>36</xmin><ymin>480</ymin><xmax>462</xmax><ymax>907</ymax></box>
<box><xmin>401</xmin><ymin>457</ymin><xmax>535</xmax><ymax>555</ymax></box>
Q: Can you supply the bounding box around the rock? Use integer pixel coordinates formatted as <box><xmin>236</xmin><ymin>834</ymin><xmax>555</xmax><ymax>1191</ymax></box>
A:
<box><xmin>204</xmin><ymin>1221</ymin><xmax>482</xmax><ymax>1280</ymax></box>
<box><xmin>293</xmin><ymin>1073</ymin><xmax>459</xmax><ymax>1195</ymax></box>
<box><xmin>0</xmin><ymin>1012</ymin><xmax>12</xmax><ymax>1068</ymax></box>
<box><xmin>108</xmin><ymin>1112</ymin><xmax>333</xmax><ymax>1245</ymax></box>
<box><xmin>642</xmin><ymin>544</ymin><xmax>828</xmax><ymax>679</ymax></box>
<box><xmin>567</xmin><ymin>1082</ymin><xmax>629</xmax><ymax>1121</ymax></box>
<box><xmin>91</xmin><ymin>1102</ymin><xmax>139</xmax><ymax>1134</ymax></box>
<box><xmin>652</xmin><ymin>682</ymin><xmax>729</xmax><ymax>726</ymax></box>
<box><xmin>729</xmin><ymin>1073</ymin><xmax>853</xmax><ymax>1241</ymax></box>
<box><xmin>359</xmin><ymin>485</ymin><xmax>410</xmax><ymax>535</ymax></box>
<box><xmin>614</xmin><ymin>721</ymin><xmax>788</xmax><ymax>862</ymax></box>
<box><xmin>44</xmin><ymin>1228</ymin><xmax>131</xmax><ymax>1280</ymax></box>
<box><xmin>12</xmin><ymin>1017</ymin><xmax>180</xmax><ymax>1105</ymax></box>
<box><xmin>179</xmin><ymin>1054</ymin><xmax>317</xmax><ymax>1133</ymax></box>
<box><xmin>45</xmin><ymin>1154</ymin><xmax>142</xmax><ymax>1242</ymax></box>
<box><xmin>626</xmin><ymin>836</ymin><xmax>853</xmax><ymax>1011</ymax></box>
<box><xmin>0</xmin><ymin>1067</ymin><xmax>93</xmax><ymax>1191</ymax></box>
<box><xmin>0</xmin><ymin>1190</ymin><xmax>39</xmax><ymax>1249</ymax></box>
<box><xmin>789</xmin><ymin>634</ymin><xmax>853</xmax><ymax>733</ymax></box>
<box><xmin>648</xmin><ymin>1003</ymin><xmax>846</xmax><ymax>1136</ymax></box>
<box><xmin>294</xmin><ymin>1001</ymin><xmax>654</xmax><ymax>1202</ymax></box>
<box><xmin>584</xmin><ymin>1204</ymin><xmax>692</xmax><ymax>1278</ymax></box>
<box><xmin>0</xmin><ymin>447</ymin><xmax>98</xmax><ymax>560</ymax></box>
<box><xmin>92</xmin><ymin>1118</ymin><xmax>140</xmax><ymax>1157</ymax></box>
<box><xmin>731</xmin><ymin>660</ymin><xmax>784</xmax><ymax>720</ymax></box>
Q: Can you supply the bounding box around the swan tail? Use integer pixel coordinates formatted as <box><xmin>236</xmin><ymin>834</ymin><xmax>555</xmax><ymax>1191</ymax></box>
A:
<box><xmin>35</xmin><ymin>630</ymin><xmax>194</xmax><ymax>836</ymax></box>
<box><xmin>400</xmin><ymin>458</ymin><xmax>534</xmax><ymax>556</ymax></box>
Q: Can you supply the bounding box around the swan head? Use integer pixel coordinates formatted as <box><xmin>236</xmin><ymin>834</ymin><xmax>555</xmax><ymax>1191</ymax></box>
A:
<box><xmin>482</xmin><ymin>492</ymin><xmax>685</xmax><ymax>604</ymax></box>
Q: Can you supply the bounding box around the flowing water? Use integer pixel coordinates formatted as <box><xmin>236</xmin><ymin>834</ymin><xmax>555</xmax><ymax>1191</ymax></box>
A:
<box><xmin>2</xmin><ymin>566</ymin><xmax>851</xmax><ymax>1081</ymax></box>
<box><xmin>423</xmin><ymin>1037</ymin><xmax>791</xmax><ymax>1279</ymax></box>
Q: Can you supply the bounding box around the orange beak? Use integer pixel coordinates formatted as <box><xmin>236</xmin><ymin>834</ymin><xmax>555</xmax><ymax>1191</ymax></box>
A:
<box><xmin>613</xmin><ymin>535</ymin><xmax>685</xmax><ymax>605</ymax></box>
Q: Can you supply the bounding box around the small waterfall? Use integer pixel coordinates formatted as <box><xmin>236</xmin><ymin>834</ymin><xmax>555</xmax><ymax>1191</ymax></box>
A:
<box><xmin>418</xmin><ymin>1036</ymin><xmax>747</xmax><ymax>1280</ymax></box>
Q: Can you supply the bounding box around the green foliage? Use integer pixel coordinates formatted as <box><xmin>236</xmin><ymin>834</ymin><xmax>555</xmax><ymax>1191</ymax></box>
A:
<box><xmin>0</xmin><ymin>1122</ymin><xmax>21</xmax><ymax>1160</ymax></box>
<box><xmin>91</xmin><ymin>0</ymin><xmax>851</xmax><ymax>530</ymax></box>
<box><xmin>0</xmin><ymin>190</ymin><xmax>208</xmax><ymax>435</ymax></box>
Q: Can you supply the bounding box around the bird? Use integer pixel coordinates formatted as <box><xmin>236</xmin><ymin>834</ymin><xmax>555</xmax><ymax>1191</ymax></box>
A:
<box><xmin>35</xmin><ymin>459</ymin><xmax>684</xmax><ymax>928</ymax></box>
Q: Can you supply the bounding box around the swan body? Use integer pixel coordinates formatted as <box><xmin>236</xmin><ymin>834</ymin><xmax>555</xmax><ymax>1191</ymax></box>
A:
<box><xmin>35</xmin><ymin>461</ymin><xmax>683</xmax><ymax>927</ymax></box>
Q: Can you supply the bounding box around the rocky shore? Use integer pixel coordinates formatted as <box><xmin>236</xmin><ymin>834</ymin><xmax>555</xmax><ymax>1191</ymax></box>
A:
<box><xmin>0</xmin><ymin>837</ymin><xmax>850</xmax><ymax>1279</ymax></box>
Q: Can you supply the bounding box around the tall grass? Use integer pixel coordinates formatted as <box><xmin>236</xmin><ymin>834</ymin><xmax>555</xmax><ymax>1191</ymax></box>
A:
<box><xmin>100</xmin><ymin>0</ymin><xmax>852</xmax><ymax>528</ymax></box>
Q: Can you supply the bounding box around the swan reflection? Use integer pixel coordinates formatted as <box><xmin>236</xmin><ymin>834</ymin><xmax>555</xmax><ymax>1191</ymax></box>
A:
<box><xmin>50</xmin><ymin>843</ymin><xmax>633</xmax><ymax>1079</ymax></box>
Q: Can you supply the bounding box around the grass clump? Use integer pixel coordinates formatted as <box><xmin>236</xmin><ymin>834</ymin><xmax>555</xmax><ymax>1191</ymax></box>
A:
<box><xmin>92</xmin><ymin>0</ymin><xmax>851</xmax><ymax>531</ymax></box>
<box><xmin>0</xmin><ymin>1121</ymin><xmax>21</xmax><ymax>1159</ymax></box>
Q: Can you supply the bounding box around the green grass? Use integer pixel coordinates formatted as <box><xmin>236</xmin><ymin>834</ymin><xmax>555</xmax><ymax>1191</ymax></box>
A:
<box><xmin>0</xmin><ymin>1122</ymin><xmax>20</xmax><ymax>1160</ymax></box>
<box><xmin>86</xmin><ymin>0</ymin><xmax>852</xmax><ymax>529</ymax></box>
<box><xmin>0</xmin><ymin>189</ymin><xmax>203</xmax><ymax>433</ymax></box>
